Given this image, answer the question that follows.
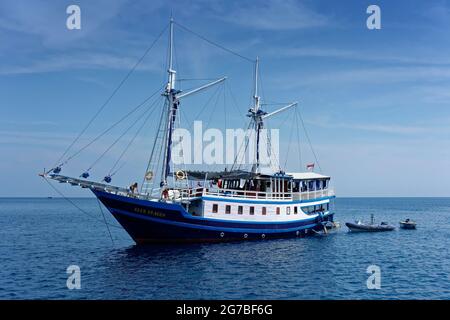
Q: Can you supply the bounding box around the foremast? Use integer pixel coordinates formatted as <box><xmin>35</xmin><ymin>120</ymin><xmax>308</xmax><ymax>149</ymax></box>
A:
<box><xmin>161</xmin><ymin>17</ymin><xmax>178</xmax><ymax>187</ymax></box>
<box><xmin>156</xmin><ymin>18</ymin><xmax>227</xmax><ymax>193</ymax></box>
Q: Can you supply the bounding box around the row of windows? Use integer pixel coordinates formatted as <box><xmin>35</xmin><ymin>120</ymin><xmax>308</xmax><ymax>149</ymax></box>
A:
<box><xmin>302</xmin><ymin>204</ymin><xmax>330</xmax><ymax>215</ymax></box>
<box><xmin>211</xmin><ymin>204</ymin><xmax>328</xmax><ymax>215</ymax></box>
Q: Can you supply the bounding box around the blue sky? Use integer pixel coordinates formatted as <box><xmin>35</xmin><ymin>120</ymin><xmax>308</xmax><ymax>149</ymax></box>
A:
<box><xmin>0</xmin><ymin>0</ymin><xmax>449</xmax><ymax>197</ymax></box>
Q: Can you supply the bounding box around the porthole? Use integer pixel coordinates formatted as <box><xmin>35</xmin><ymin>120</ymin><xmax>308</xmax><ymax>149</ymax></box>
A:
<box><xmin>220</xmin><ymin>232</ymin><xmax>224</xmax><ymax>238</ymax></box>
<box><xmin>261</xmin><ymin>234</ymin><xmax>266</xmax><ymax>239</ymax></box>
<box><xmin>244</xmin><ymin>233</ymin><xmax>248</xmax><ymax>239</ymax></box>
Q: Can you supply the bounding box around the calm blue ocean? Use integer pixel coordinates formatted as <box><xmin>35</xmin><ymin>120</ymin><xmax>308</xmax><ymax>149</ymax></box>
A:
<box><xmin>0</xmin><ymin>197</ymin><xmax>449</xmax><ymax>300</ymax></box>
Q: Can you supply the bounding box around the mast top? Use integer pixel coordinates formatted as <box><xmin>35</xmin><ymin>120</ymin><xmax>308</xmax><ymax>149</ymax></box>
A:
<box><xmin>167</xmin><ymin>17</ymin><xmax>176</xmax><ymax>92</ymax></box>
<box><xmin>253</xmin><ymin>56</ymin><xmax>260</xmax><ymax>113</ymax></box>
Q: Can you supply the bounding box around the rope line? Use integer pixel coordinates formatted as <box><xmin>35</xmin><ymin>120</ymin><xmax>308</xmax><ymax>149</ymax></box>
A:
<box><xmin>53</xmin><ymin>24</ymin><xmax>168</xmax><ymax>168</ymax></box>
<box><xmin>294</xmin><ymin>109</ymin><xmax>303</xmax><ymax>171</ymax></box>
<box><xmin>42</xmin><ymin>177</ymin><xmax>123</xmax><ymax>229</ymax></box>
<box><xmin>174</xmin><ymin>21</ymin><xmax>255</xmax><ymax>63</ymax></box>
<box><xmin>284</xmin><ymin>108</ymin><xmax>296</xmax><ymax>169</ymax></box>
<box><xmin>58</xmin><ymin>85</ymin><xmax>165</xmax><ymax>168</ymax></box>
<box><xmin>86</xmin><ymin>95</ymin><xmax>161</xmax><ymax>173</ymax></box>
<box><xmin>186</xmin><ymin>84</ymin><xmax>223</xmax><ymax>132</ymax></box>
<box><xmin>109</xmin><ymin>97</ymin><xmax>163</xmax><ymax>176</ymax></box>
<box><xmin>230</xmin><ymin>119</ymin><xmax>254</xmax><ymax>171</ymax></box>
<box><xmin>97</xmin><ymin>197</ymin><xmax>115</xmax><ymax>245</ymax></box>
<box><xmin>298</xmin><ymin>110</ymin><xmax>322</xmax><ymax>172</ymax></box>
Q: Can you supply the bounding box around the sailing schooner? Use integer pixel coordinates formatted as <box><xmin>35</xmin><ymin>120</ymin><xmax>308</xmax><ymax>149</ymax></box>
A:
<box><xmin>41</xmin><ymin>18</ymin><xmax>336</xmax><ymax>243</ymax></box>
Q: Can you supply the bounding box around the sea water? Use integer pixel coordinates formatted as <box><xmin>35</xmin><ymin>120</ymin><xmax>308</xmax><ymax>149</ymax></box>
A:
<box><xmin>0</xmin><ymin>197</ymin><xmax>449</xmax><ymax>299</ymax></box>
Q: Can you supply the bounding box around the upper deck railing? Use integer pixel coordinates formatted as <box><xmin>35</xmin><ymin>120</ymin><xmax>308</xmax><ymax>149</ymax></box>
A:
<box><xmin>47</xmin><ymin>174</ymin><xmax>334</xmax><ymax>203</ymax></box>
<box><xmin>202</xmin><ymin>187</ymin><xmax>335</xmax><ymax>201</ymax></box>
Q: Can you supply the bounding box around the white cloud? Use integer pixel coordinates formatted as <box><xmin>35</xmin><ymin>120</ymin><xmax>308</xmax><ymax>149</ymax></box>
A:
<box><xmin>0</xmin><ymin>51</ymin><xmax>164</xmax><ymax>75</ymax></box>
<box><xmin>273</xmin><ymin>66</ymin><xmax>450</xmax><ymax>89</ymax></box>
<box><xmin>265</xmin><ymin>46</ymin><xmax>450</xmax><ymax>66</ymax></box>
<box><xmin>218</xmin><ymin>0</ymin><xmax>329</xmax><ymax>30</ymax></box>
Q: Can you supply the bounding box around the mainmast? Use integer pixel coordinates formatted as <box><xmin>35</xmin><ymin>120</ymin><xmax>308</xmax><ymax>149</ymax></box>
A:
<box><xmin>248</xmin><ymin>57</ymin><xmax>264</xmax><ymax>174</ymax></box>
<box><xmin>247</xmin><ymin>57</ymin><xmax>298</xmax><ymax>174</ymax></box>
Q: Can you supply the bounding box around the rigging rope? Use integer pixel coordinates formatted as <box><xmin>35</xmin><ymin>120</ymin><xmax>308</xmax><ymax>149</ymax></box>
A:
<box><xmin>230</xmin><ymin>120</ymin><xmax>254</xmax><ymax>171</ymax></box>
<box><xmin>108</xmin><ymin>97</ymin><xmax>163</xmax><ymax>176</ymax></box>
<box><xmin>53</xmin><ymin>24</ymin><xmax>169</xmax><ymax>169</ymax></box>
<box><xmin>57</xmin><ymin>85</ymin><xmax>165</xmax><ymax>168</ymax></box>
<box><xmin>203</xmin><ymin>82</ymin><xmax>224</xmax><ymax>130</ymax></box>
<box><xmin>284</xmin><ymin>107</ymin><xmax>296</xmax><ymax>169</ymax></box>
<box><xmin>141</xmin><ymin>99</ymin><xmax>167</xmax><ymax>193</ymax></box>
<box><xmin>174</xmin><ymin>21</ymin><xmax>255</xmax><ymax>63</ymax></box>
<box><xmin>97</xmin><ymin>197</ymin><xmax>115</xmax><ymax>245</ymax></box>
<box><xmin>298</xmin><ymin>108</ymin><xmax>322</xmax><ymax>172</ymax></box>
<box><xmin>85</xmin><ymin>95</ymin><xmax>161</xmax><ymax>173</ymax></box>
<box><xmin>294</xmin><ymin>109</ymin><xmax>303</xmax><ymax>171</ymax></box>
<box><xmin>184</xmin><ymin>84</ymin><xmax>223</xmax><ymax>132</ymax></box>
<box><xmin>42</xmin><ymin>176</ymin><xmax>123</xmax><ymax>230</ymax></box>
<box><xmin>260</xmin><ymin>122</ymin><xmax>281</xmax><ymax>172</ymax></box>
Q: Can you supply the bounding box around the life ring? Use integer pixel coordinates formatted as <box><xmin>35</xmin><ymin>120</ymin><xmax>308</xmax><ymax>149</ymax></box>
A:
<box><xmin>145</xmin><ymin>171</ymin><xmax>153</xmax><ymax>181</ymax></box>
<box><xmin>175</xmin><ymin>170</ymin><xmax>186</xmax><ymax>180</ymax></box>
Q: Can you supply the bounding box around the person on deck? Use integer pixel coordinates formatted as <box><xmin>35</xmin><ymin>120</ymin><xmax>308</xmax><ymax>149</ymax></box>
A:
<box><xmin>129</xmin><ymin>182</ymin><xmax>138</xmax><ymax>194</ymax></box>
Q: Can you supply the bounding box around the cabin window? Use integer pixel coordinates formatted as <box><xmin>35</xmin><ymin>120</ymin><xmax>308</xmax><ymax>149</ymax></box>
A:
<box><xmin>294</xmin><ymin>206</ymin><xmax>298</xmax><ymax>214</ymax></box>
<box><xmin>286</xmin><ymin>207</ymin><xmax>291</xmax><ymax>215</ymax></box>
<box><xmin>225</xmin><ymin>205</ymin><xmax>231</xmax><ymax>214</ymax></box>
<box><xmin>262</xmin><ymin>207</ymin><xmax>267</xmax><ymax>215</ymax></box>
<box><xmin>276</xmin><ymin>207</ymin><xmax>280</xmax><ymax>215</ymax></box>
<box><xmin>301</xmin><ymin>206</ymin><xmax>309</xmax><ymax>214</ymax></box>
<box><xmin>238</xmin><ymin>206</ymin><xmax>243</xmax><ymax>215</ymax></box>
<box><xmin>212</xmin><ymin>204</ymin><xmax>218</xmax><ymax>213</ymax></box>
<box><xmin>301</xmin><ymin>181</ymin><xmax>307</xmax><ymax>192</ymax></box>
<box><xmin>301</xmin><ymin>205</ymin><xmax>326</xmax><ymax>215</ymax></box>
<box><xmin>250</xmin><ymin>206</ymin><xmax>255</xmax><ymax>215</ymax></box>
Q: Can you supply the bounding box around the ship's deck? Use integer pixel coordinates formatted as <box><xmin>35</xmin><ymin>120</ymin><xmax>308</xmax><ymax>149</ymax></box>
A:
<box><xmin>47</xmin><ymin>174</ymin><xmax>334</xmax><ymax>203</ymax></box>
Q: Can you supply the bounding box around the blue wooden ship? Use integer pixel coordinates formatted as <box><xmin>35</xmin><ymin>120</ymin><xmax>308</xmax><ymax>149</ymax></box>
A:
<box><xmin>42</xmin><ymin>18</ymin><xmax>336</xmax><ymax>244</ymax></box>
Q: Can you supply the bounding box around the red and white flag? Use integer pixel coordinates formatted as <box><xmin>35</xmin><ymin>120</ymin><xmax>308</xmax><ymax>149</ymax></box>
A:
<box><xmin>306</xmin><ymin>163</ymin><xmax>315</xmax><ymax>171</ymax></box>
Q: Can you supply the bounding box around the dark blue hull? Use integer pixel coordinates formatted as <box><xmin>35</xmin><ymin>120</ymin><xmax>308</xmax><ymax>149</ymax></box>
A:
<box><xmin>93</xmin><ymin>190</ymin><xmax>334</xmax><ymax>244</ymax></box>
